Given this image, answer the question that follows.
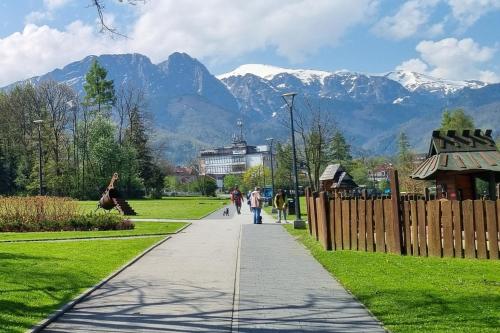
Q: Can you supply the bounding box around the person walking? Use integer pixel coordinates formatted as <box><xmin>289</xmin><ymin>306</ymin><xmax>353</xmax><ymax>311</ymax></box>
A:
<box><xmin>273</xmin><ymin>189</ymin><xmax>288</xmax><ymax>223</ymax></box>
<box><xmin>250</xmin><ymin>186</ymin><xmax>263</xmax><ymax>224</ymax></box>
<box><xmin>231</xmin><ymin>185</ymin><xmax>243</xmax><ymax>214</ymax></box>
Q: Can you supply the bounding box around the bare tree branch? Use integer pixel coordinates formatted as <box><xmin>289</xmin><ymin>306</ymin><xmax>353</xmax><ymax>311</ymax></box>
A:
<box><xmin>91</xmin><ymin>0</ymin><xmax>145</xmax><ymax>38</ymax></box>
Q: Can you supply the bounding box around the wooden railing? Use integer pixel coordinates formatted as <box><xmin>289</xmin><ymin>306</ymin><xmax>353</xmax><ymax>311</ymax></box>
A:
<box><xmin>305</xmin><ymin>189</ymin><xmax>500</xmax><ymax>260</ymax></box>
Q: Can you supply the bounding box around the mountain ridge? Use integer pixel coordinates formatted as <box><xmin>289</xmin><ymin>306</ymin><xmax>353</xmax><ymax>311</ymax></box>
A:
<box><xmin>2</xmin><ymin>52</ymin><xmax>499</xmax><ymax>162</ymax></box>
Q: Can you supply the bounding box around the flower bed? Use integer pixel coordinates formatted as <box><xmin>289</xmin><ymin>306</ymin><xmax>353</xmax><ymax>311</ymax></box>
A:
<box><xmin>0</xmin><ymin>196</ymin><xmax>133</xmax><ymax>232</ymax></box>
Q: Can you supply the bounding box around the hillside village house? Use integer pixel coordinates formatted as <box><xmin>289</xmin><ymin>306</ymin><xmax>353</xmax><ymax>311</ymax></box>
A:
<box><xmin>411</xmin><ymin>129</ymin><xmax>500</xmax><ymax>200</ymax></box>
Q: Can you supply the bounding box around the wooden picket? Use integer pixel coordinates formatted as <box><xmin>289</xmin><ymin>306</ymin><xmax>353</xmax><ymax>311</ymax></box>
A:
<box><xmin>334</xmin><ymin>198</ymin><xmax>342</xmax><ymax>249</ymax></box>
<box><xmin>485</xmin><ymin>200</ymin><xmax>498</xmax><ymax>259</ymax></box>
<box><xmin>441</xmin><ymin>200</ymin><xmax>454</xmax><ymax>257</ymax></box>
<box><xmin>452</xmin><ymin>200</ymin><xmax>463</xmax><ymax>257</ymax></box>
<box><xmin>342</xmin><ymin>200</ymin><xmax>351</xmax><ymax>249</ymax></box>
<box><xmin>310</xmin><ymin>192</ymin><xmax>319</xmax><ymax>241</ymax></box>
<box><xmin>366</xmin><ymin>200</ymin><xmax>374</xmax><ymax>252</ymax></box>
<box><xmin>410</xmin><ymin>200</ymin><xmax>418</xmax><ymax>256</ymax></box>
<box><xmin>463</xmin><ymin>200</ymin><xmax>475</xmax><ymax>258</ymax></box>
<box><xmin>304</xmin><ymin>189</ymin><xmax>499</xmax><ymax>260</ymax></box>
<box><xmin>329</xmin><ymin>199</ymin><xmax>336</xmax><ymax>250</ymax></box>
<box><xmin>403</xmin><ymin>201</ymin><xmax>412</xmax><ymax>255</ymax></box>
<box><xmin>316</xmin><ymin>193</ymin><xmax>331</xmax><ymax>250</ymax></box>
<box><xmin>374</xmin><ymin>199</ymin><xmax>385</xmax><ymax>253</ymax></box>
<box><xmin>358</xmin><ymin>200</ymin><xmax>366</xmax><ymax>251</ymax></box>
<box><xmin>417</xmin><ymin>200</ymin><xmax>427</xmax><ymax>257</ymax></box>
<box><xmin>351</xmin><ymin>199</ymin><xmax>358</xmax><ymax>251</ymax></box>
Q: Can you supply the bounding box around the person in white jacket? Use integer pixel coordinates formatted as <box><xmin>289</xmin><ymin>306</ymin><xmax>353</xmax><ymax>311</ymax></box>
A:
<box><xmin>250</xmin><ymin>187</ymin><xmax>262</xmax><ymax>224</ymax></box>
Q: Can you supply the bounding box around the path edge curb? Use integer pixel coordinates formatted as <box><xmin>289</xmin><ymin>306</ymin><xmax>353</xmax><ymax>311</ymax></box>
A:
<box><xmin>28</xmin><ymin>234</ymin><xmax>174</xmax><ymax>333</ymax></box>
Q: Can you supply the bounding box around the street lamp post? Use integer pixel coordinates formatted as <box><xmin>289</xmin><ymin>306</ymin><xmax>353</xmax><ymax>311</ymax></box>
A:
<box><xmin>281</xmin><ymin>93</ymin><xmax>305</xmax><ymax>229</ymax></box>
<box><xmin>266</xmin><ymin>137</ymin><xmax>276</xmax><ymax>213</ymax></box>
<box><xmin>33</xmin><ymin>119</ymin><xmax>44</xmax><ymax>195</ymax></box>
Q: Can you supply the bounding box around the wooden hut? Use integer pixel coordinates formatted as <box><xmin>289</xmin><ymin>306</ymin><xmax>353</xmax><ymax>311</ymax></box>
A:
<box><xmin>319</xmin><ymin>164</ymin><xmax>357</xmax><ymax>196</ymax></box>
<box><xmin>410</xmin><ymin>129</ymin><xmax>500</xmax><ymax>200</ymax></box>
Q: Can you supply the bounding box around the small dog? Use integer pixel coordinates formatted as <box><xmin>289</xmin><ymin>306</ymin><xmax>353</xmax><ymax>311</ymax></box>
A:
<box><xmin>223</xmin><ymin>207</ymin><xmax>230</xmax><ymax>216</ymax></box>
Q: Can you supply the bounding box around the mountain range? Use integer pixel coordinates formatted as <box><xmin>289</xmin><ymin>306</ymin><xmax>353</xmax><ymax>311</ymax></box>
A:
<box><xmin>4</xmin><ymin>53</ymin><xmax>500</xmax><ymax>163</ymax></box>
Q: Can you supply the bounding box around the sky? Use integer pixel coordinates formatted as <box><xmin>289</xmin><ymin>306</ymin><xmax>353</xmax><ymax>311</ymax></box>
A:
<box><xmin>0</xmin><ymin>0</ymin><xmax>499</xmax><ymax>86</ymax></box>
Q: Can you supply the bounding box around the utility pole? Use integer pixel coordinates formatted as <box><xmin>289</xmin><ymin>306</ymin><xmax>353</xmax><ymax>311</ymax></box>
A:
<box><xmin>282</xmin><ymin>93</ymin><xmax>305</xmax><ymax>229</ymax></box>
<box><xmin>266</xmin><ymin>137</ymin><xmax>276</xmax><ymax>213</ymax></box>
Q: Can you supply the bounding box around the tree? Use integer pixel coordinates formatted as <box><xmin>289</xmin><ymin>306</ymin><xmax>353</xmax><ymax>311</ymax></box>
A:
<box><xmin>349</xmin><ymin>160</ymin><xmax>370</xmax><ymax>187</ymax></box>
<box><xmin>396</xmin><ymin>132</ymin><xmax>423</xmax><ymax>193</ymax></box>
<box><xmin>224</xmin><ymin>174</ymin><xmax>241</xmax><ymax>191</ymax></box>
<box><xmin>294</xmin><ymin>100</ymin><xmax>336</xmax><ymax>191</ymax></box>
<box><xmin>164</xmin><ymin>175</ymin><xmax>179</xmax><ymax>192</ymax></box>
<box><xmin>330</xmin><ymin>130</ymin><xmax>352</xmax><ymax>164</ymax></box>
<box><xmin>193</xmin><ymin>176</ymin><xmax>217</xmax><ymax>196</ymax></box>
<box><xmin>242</xmin><ymin>165</ymin><xmax>270</xmax><ymax>190</ymax></box>
<box><xmin>274</xmin><ymin>142</ymin><xmax>294</xmax><ymax>190</ymax></box>
<box><xmin>83</xmin><ymin>59</ymin><xmax>115</xmax><ymax>116</ymax></box>
<box><xmin>440</xmin><ymin>109</ymin><xmax>475</xmax><ymax>131</ymax></box>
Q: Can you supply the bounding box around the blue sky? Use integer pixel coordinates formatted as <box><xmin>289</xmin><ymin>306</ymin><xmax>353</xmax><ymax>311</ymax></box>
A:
<box><xmin>0</xmin><ymin>0</ymin><xmax>499</xmax><ymax>86</ymax></box>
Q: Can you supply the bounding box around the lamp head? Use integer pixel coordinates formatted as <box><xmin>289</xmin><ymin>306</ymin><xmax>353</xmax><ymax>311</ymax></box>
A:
<box><xmin>281</xmin><ymin>92</ymin><xmax>297</xmax><ymax>107</ymax></box>
<box><xmin>33</xmin><ymin>119</ymin><xmax>43</xmax><ymax>124</ymax></box>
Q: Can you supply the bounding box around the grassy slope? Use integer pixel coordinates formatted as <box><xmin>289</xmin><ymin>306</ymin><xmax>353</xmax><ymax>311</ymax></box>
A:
<box><xmin>0</xmin><ymin>222</ymin><xmax>187</xmax><ymax>242</ymax></box>
<box><xmin>0</xmin><ymin>237</ymin><xmax>164</xmax><ymax>332</ymax></box>
<box><xmin>285</xmin><ymin>225</ymin><xmax>500</xmax><ymax>333</ymax></box>
<box><xmin>79</xmin><ymin>197</ymin><xmax>228</xmax><ymax>219</ymax></box>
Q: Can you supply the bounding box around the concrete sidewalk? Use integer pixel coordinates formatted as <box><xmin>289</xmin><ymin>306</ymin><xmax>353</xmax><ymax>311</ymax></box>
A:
<box><xmin>42</xmin><ymin>205</ymin><xmax>384</xmax><ymax>332</ymax></box>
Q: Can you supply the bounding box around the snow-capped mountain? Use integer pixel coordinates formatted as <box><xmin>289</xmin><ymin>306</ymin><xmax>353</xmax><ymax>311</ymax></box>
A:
<box><xmin>385</xmin><ymin>70</ymin><xmax>487</xmax><ymax>96</ymax></box>
<box><xmin>218</xmin><ymin>63</ymin><xmax>499</xmax><ymax>153</ymax></box>
<box><xmin>218</xmin><ymin>64</ymin><xmax>487</xmax><ymax>97</ymax></box>
<box><xmin>217</xmin><ymin>64</ymin><xmax>332</xmax><ymax>84</ymax></box>
<box><xmin>3</xmin><ymin>54</ymin><xmax>500</xmax><ymax>161</ymax></box>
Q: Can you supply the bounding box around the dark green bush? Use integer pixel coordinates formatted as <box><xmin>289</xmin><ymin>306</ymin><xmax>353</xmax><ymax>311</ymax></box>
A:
<box><xmin>0</xmin><ymin>213</ymin><xmax>134</xmax><ymax>232</ymax></box>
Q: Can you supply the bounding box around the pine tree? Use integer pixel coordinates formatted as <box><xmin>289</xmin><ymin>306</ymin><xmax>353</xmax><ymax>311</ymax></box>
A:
<box><xmin>440</xmin><ymin>109</ymin><xmax>475</xmax><ymax>131</ymax></box>
<box><xmin>125</xmin><ymin>106</ymin><xmax>159</xmax><ymax>197</ymax></box>
<box><xmin>330</xmin><ymin>130</ymin><xmax>352</xmax><ymax>167</ymax></box>
<box><xmin>83</xmin><ymin>59</ymin><xmax>115</xmax><ymax>116</ymax></box>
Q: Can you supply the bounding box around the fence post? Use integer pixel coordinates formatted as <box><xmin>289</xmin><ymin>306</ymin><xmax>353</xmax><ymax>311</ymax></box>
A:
<box><xmin>389</xmin><ymin>169</ymin><xmax>403</xmax><ymax>254</ymax></box>
<box><xmin>305</xmin><ymin>187</ymin><xmax>312</xmax><ymax>235</ymax></box>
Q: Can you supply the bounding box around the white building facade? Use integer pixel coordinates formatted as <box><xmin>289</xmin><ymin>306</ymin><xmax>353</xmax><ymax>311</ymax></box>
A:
<box><xmin>199</xmin><ymin>141</ymin><xmax>272</xmax><ymax>189</ymax></box>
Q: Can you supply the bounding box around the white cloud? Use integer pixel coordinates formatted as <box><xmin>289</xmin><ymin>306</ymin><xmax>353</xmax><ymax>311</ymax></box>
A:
<box><xmin>25</xmin><ymin>0</ymin><xmax>72</xmax><ymax>24</ymax></box>
<box><xmin>397</xmin><ymin>58</ymin><xmax>429</xmax><ymax>73</ymax></box>
<box><xmin>3</xmin><ymin>0</ymin><xmax>379</xmax><ymax>85</ymax></box>
<box><xmin>372</xmin><ymin>0</ymin><xmax>440</xmax><ymax>40</ymax></box>
<box><xmin>397</xmin><ymin>37</ymin><xmax>499</xmax><ymax>82</ymax></box>
<box><xmin>44</xmin><ymin>0</ymin><xmax>72</xmax><ymax>11</ymax></box>
<box><xmin>447</xmin><ymin>0</ymin><xmax>500</xmax><ymax>27</ymax></box>
<box><xmin>0</xmin><ymin>22</ymin><xmax>124</xmax><ymax>86</ymax></box>
<box><xmin>25</xmin><ymin>11</ymin><xmax>53</xmax><ymax>24</ymax></box>
<box><xmin>129</xmin><ymin>0</ymin><xmax>378</xmax><ymax>63</ymax></box>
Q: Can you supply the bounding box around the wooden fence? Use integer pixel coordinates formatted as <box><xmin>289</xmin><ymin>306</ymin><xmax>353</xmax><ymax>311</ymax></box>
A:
<box><xmin>305</xmin><ymin>190</ymin><xmax>500</xmax><ymax>260</ymax></box>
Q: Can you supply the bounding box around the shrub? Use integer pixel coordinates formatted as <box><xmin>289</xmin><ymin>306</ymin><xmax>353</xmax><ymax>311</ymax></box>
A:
<box><xmin>0</xmin><ymin>196</ymin><xmax>134</xmax><ymax>232</ymax></box>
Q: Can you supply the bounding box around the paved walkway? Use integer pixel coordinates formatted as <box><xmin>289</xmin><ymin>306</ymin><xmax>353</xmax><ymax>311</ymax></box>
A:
<box><xmin>42</xmin><ymin>205</ymin><xmax>384</xmax><ymax>332</ymax></box>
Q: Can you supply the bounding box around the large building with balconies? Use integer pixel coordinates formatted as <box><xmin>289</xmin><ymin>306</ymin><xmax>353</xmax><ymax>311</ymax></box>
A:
<box><xmin>198</xmin><ymin>121</ymin><xmax>272</xmax><ymax>189</ymax></box>
<box><xmin>199</xmin><ymin>141</ymin><xmax>271</xmax><ymax>188</ymax></box>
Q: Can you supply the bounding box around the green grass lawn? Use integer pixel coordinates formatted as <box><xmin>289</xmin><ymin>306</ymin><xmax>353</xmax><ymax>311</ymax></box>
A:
<box><xmin>284</xmin><ymin>225</ymin><xmax>500</xmax><ymax>333</ymax></box>
<box><xmin>0</xmin><ymin>236</ymin><xmax>164</xmax><ymax>332</ymax></box>
<box><xmin>0</xmin><ymin>222</ymin><xmax>187</xmax><ymax>242</ymax></box>
<box><xmin>78</xmin><ymin>197</ymin><xmax>228</xmax><ymax>219</ymax></box>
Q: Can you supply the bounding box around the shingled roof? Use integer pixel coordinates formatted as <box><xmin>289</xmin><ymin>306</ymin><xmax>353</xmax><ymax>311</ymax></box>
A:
<box><xmin>320</xmin><ymin>164</ymin><xmax>358</xmax><ymax>189</ymax></box>
<box><xmin>411</xmin><ymin>129</ymin><xmax>500</xmax><ymax>180</ymax></box>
